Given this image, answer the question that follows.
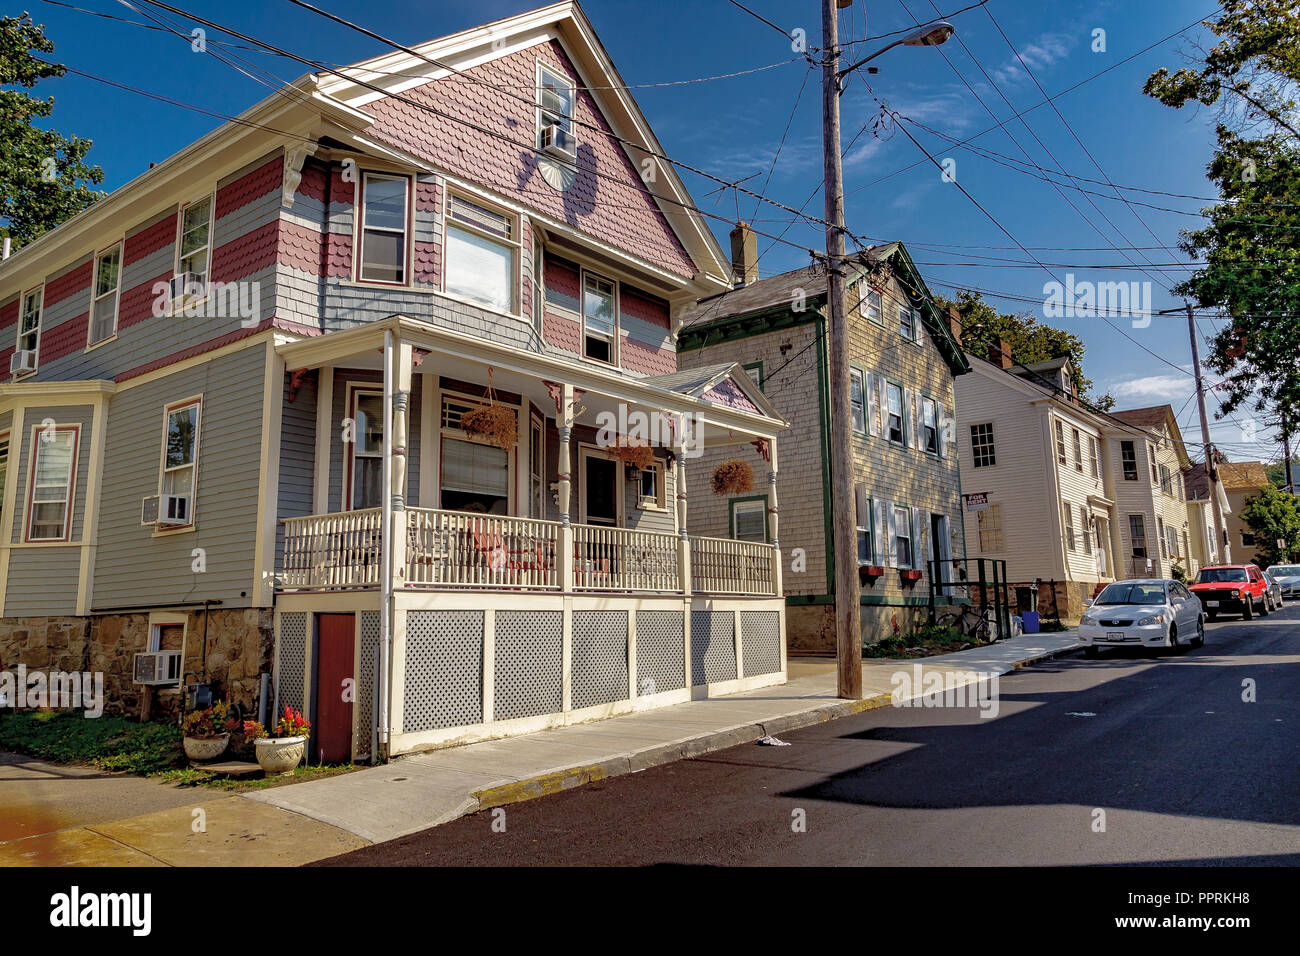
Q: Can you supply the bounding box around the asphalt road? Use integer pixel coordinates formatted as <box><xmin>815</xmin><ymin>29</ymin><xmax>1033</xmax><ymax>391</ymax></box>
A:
<box><xmin>320</xmin><ymin>604</ymin><xmax>1300</xmax><ymax>866</ymax></box>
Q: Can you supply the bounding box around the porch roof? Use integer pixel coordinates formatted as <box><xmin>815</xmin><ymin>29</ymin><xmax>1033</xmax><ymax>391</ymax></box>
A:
<box><xmin>275</xmin><ymin>314</ymin><xmax>788</xmax><ymax>442</ymax></box>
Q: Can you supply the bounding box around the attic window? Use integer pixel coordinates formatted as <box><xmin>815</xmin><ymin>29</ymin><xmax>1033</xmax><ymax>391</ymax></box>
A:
<box><xmin>537</xmin><ymin>64</ymin><xmax>575</xmax><ymax>157</ymax></box>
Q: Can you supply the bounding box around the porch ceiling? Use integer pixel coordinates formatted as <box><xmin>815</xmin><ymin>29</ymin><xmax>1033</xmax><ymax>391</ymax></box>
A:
<box><xmin>277</xmin><ymin>315</ymin><xmax>787</xmax><ymax>445</ymax></box>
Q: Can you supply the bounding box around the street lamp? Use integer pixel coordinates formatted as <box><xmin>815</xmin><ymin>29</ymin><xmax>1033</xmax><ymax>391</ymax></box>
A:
<box><xmin>837</xmin><ymin>21</ymin><xmax>955</xmax><ymax>86</ymax></box>
<box><xmin>819</xmin><ymin>5</ymin><xmax>954</xmax><ymax>699</ymax></box>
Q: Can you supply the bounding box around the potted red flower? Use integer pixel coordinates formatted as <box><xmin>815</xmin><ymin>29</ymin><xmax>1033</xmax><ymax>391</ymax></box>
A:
<box><xmin>900</xmin><ymin>568</ymin><xmax>923</xmax><ymax>584</ymax></box>
<box><xmin>249</xmin><ymin>706</ymin><xmax>311</xmax><ymax>775</ymax></box>
<box><xmin>181</xmin><ymin>702</ymin><xmax>230</xmax><ymax>762</ymax></box>
<box><xmin>858</xmin><ymin>564</ymin><xmax>885</xmax><ymax>583</ymax></box>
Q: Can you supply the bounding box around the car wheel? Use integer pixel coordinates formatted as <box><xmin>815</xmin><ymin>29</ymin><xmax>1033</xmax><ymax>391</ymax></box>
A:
<box><xmin>1243</xmin><ymin>598</ymin><xmax>1254</xmax><ymax>620</ymax></box>
<box><xmin>1261</xmin><ymin>594</ymin><xmax>1271</xmax><ymax>616</ymax></box>
<box><xmin>1193</xmin><ymin>616</ymin><xmax>1205</xmax><ymax>648</ymax></box>
<box><xmin>1168</xmin><ymin>624</ymin><xmax>1179</xmax><ymax>652</ymax></box>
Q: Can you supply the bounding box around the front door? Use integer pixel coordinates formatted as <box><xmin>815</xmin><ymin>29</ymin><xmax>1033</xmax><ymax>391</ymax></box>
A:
<box><xmin>580</xmin><ymin>449</ymin><xmax>619</xmax><ymax>526</ymax></box>
<box><xmin>315</xmin><ymin>614</ymin><xmax>355</xmax><ymax>764</ymax></box>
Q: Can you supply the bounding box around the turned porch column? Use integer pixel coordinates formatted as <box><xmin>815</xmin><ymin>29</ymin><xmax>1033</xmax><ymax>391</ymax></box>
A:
<box><xmin>767</xmin><ymin>437</ymin><xmax>782</xmax><ymax>596</ymax></box>
<box><xmin>557</xmin><ymin>382</ymin><xmax>574</xmax><ymax>592</ymax></box>
<box><xmin>676</xmin><ymin>415</ymin><xmax>691</xmax><ymax>596</ymax></box>
<box><xmin>390</xmin><ymin>341</ymin><xmax>412</xmax><ymax>590</ymax></box>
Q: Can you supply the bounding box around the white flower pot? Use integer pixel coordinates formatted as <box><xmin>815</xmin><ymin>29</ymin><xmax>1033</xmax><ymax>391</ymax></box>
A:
<box><xmin>255</xmin><ymin>736</ymin><xmax>307</xmax><ymax>775</ymax></box>
<box><xmin>183</xmin><ymin>734</ymin><xmax>230</xmax><ymax>762</ymax></box>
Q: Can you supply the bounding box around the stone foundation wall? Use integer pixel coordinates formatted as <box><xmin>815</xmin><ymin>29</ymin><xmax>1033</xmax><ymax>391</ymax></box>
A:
<box><xmin>788</xmin><ymin>600</ymin><xmax>967</xmax><ymax>654</ymax></box>
<box><xmin>0</xmin><ymin>608</ymin><xmax>272</xmax><ymax>718</ymax></box>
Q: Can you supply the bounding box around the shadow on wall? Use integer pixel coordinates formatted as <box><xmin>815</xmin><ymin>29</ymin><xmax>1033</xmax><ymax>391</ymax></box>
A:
<box><xmin>517</xmin><ymin>143</ymin><xmax>598</xmax><ymax>229</ymax></box>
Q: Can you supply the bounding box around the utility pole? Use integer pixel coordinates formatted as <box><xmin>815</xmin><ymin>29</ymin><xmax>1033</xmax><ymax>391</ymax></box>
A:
<box><xmin>1181</xmin><ymin>302</ymin><xmax>1229</xmax><ymax>562</ymax></box>
<box><xmin>821</xmin><ymin>0</ymin><xmax>861</xmax><ymax>699</ymax></box>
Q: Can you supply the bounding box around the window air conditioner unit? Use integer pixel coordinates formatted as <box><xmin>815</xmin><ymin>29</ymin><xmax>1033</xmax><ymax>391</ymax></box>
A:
<box><xmin>158</xmin><ymin>494</ymin><xmax>191</xmax><ymax>526</ymax></box>
<box><xmin>170</xmin><ymin>271</ymin><xmax>206</xmax><ymax>301</ymax></box>
<box><xmin>141</xmin><ymin>495</ymin><xmax>160</xmax><ymax>526</ymax></box>
<box><xmin>9</xmin><ymin>350</ymin><xmax>36</xmax><ymax>375</ymax></box>
<box><xmin>540</xmin><ymin>122</ymin><xmax>574</xmax><ymax>159</ymax></box>
<box><xmin>133</xmin><ymin>650</ymin><xmax>182</xmax><ymax>686</ymax></box>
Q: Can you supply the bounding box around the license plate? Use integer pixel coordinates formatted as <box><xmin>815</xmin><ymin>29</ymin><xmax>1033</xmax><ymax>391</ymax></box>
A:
<box><xmin>1206</xmin><ymin>600</ymin><xmax>1219</xmax><ymax>607</ymax></box>
<box><xmin>1107</xmin><ymin>631</ymin><xmax>1125</xmax><ymax>640</ymax></box>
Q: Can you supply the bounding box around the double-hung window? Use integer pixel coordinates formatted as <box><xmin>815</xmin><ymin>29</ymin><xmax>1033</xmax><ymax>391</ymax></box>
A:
<box><xmin>898</xmin><ymin>302</ymin><xmax>916</xmax><ymax>340</ymax></box>
<box><xmin>864</xmin><ymin>287</ymin><xmax>883</xmax><ymax>325</ymax></box>
<box><xmin>359</xmin><ymin>173</ymin><xmax>409</xmax><ymax>283</ymax></box>
<box><xmin>970</xmin><ymin>423</ymin><xmax>996</xmax><ymax>467</ymax></box>
<box><xmin>25</xmin><ymin>426</ymin><xmax>78</xmax><ymax>542</ymax></box>
<box><xmin>1149</xmin><ymin>445</ymin><xmax>1159</xmax><ymax>483</ymax></box>
<box><xmin>1055</xmin><ymin>420</ymin><xmax>1067</xmax><ymax>465</ymax></box>
<box><xmin>88</xmin><ymin>245</ymin><xmax>121</xmax><ymax>346</ymax></box>
<box><xmin>638</xmin><ymin>462</ymin><xmax>664</xmax><ymax>509</ymax></box>
<box><xmin>921</xmin><ymin>396</ymin><xmax>939</xmax><ymax>454</ymax></box>
<box><xmin>1089</xmin><ymin>436</ymin><xmax>1100</xmax><ymax>478</ymax></box>
<box><xmin>1062</xmin><ymin>500</ymin><xmax>1076</xmax><ymax>551</ymax></box>
<box><xmin>1072</xmin><ymin>427</ymin><xmax>1083</xmax><ymax>472</ymax></box>
<box><xmin>445</xmin><ymin>193</ymin><xmax>517</xmax><ymax>312</ymax></box>
<box><xmin>582</xmin><ymin>272</ymin><xmax>617</xmax><ymax>363</ymax></box>
<box><xmin>731</xmin><ymin>499</ymin><xmax>767</xmax><ymax>543</ymax></box>
<box><xmin>849</xmin><ymin>368</ymin><xmax>866</xmax><ymax>434</ymax></box>
<box><xmin>893</xmin><ymin>505</ymin><xmax>913</xmax><ymax>567</ymax></box>
<box><xmin>0</xmin><ymin>432</ymin><xmax>8</xmax><ymax>503</ymax></box>
<box><xmin>855</xmin><ymin>486</ymin><xmax>872</xmax><ymax>564</ymax></box>
<box><xmin>16</xmin><ymin>288</ymin><xmax>41</xmax><ymax>372</ymax></box>
<box><xmin>977</xmin><ymin>504</ymin><xmax>1003</xmax><ymax>552</ymax></box>
<box><xmin>885</xmin><ymin>382</ymin><xmax>904</xmax><ymax>445</ymax></box>
<box><xmin>160</xmin><ymin>399</ymin><xmax>201</xmax><ymax>526</ymax></box>
<box><xmin>347</xmin><ymin>388</ymin><xmax>384</xmax><ymax>509</ymax></box>
<box><xmin>1121</xmin><ymin>440</ymin><xmax>1138</xmax><ymax>480</ymax></box>
<box><xmin>537</xmin><ymin>63</ymin><xmax>576</xmax><ymax>156</ymax></box>
<box><xmin>1129</xmin><ymin>514</ymin><xmax>1147</xmax><ymax>558</ymax></box>
<box><xmin>177</xmin><ymin>196</ymin><xmax>213</xmax><ymax>290</ymax></box>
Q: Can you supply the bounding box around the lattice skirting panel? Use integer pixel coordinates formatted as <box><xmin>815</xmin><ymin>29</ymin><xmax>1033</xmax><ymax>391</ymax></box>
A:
<box><xmin>494</xmin><ymin>610</ymin><xmax>563</xmax><ymax>720</ymax></box>
<box><xmin>404</xmin><ymin>610</ymin><xmax>483</xmax><ymax>732</ymax></box>
<box><xmin>635</xmin><ymin>610</ymin><xmax>686</xmax><ymax>696</ymax></box>
<box><xmin>690</xmin><ymin>610</ymin><xmax>737</xmax><ymax>685</ymax></box>
<box><xmin>276</xmin><ymin>612</ymin><xmax>307</xmax><ymax>714</ymax></box>
<box><xmin>740</xmin><ymin>610</ymin><xmax>782</xmax><ymax>677</ymax></box>
<box><xmin>572</xmin><ymin>610</ymin><xmax>630</xmax><ymax>710</ymax></box>
<box><xmin>355</xmin><ymin>611</ymin><xmax>380</xmax><ymax>758</ymax></box>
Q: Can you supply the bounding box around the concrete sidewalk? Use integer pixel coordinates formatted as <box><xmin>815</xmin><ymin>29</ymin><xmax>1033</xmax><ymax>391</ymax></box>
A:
<box><xmin>245</xmin><ymin>631</ymin><xmax>1081</xmax><ymax>846</ymax></box>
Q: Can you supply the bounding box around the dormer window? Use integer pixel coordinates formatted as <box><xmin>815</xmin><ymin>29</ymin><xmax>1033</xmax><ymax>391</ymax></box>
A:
<box><xmin>537</xmin><ymin>64</ymin><xmax>576</xmax><ymax>158</ymax></box>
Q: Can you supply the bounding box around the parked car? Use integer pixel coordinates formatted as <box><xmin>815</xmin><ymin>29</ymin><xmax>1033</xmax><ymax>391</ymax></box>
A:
<box><xmin>1262</xmin><ymin>571</ymin><xmax>1284</xmax><ymax>612</ymax></box>
<box><xmin>1265</xmin><ymin>564</ymin><xmax>1300</xmax><ymax>599</ymax></box>
<box><xmin>1188</xmin><ymin>564</ymin><xmax>1270</xmax><ymax>620</ymax></box>
<box><xmin>1078</xmin><ymin>579</ymin><xmax>1204</xmax><ymax>655</ymax></box>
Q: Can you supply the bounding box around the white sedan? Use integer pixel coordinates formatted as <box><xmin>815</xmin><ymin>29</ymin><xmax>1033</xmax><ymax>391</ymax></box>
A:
<box><xmin>1078</xmin><ymin>579</ymin><xmax>1205</xmax><ymax>656</ymax></box>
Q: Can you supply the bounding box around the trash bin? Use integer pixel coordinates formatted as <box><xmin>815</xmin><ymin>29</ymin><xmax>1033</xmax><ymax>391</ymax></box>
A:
<box><xmin>1015</xmin><ymin>586</ymin><xmax>1039</xmax><ymax>613</ymax></box>
<box><xmin>1022</xmin><ymin>611</ymin><xmax>1040</xmax><ymax>634</ymax></box>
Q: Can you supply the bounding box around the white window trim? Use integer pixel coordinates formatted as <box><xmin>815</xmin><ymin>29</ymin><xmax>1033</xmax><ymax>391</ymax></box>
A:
<box><xmin>442</xmin><ymin>188</ymin><xmax>521</xmax><ymax>317</ymax></box>
<box><xmin>920</xmin><ymin>395</ymin><xmax>939</xmax><ymax>455</ymax></box>
<box><xmin>355</xmin><ymin>171</ymin><xmax>412</xmax><ymax>287</ymax></box>
<box><xmin>536</xmin><ymin>60</ymin><xmax>577</xmax><ymax>153</ymax></box>
<box><xmin>636</xmin><ymin>459</ymin><xmax>667</xmax><ymax>511</ymax></box>
<box><xmin>884</xmin><ymin>381</ymin><xmax>905</xmax><ymax>446</ymax></box>
<box><xmin>14</xmin><ymin>284</ymin><xmax>43</xmax><ymax>378</ymax></box>
<box><xmin>438</xmin><ymin>388</ymin><xmax>518</xmax><ymax>514</ymax></box>
<box><xmin>893</xmin><ymin>504</ymin><xmax>914</xmax><ymax>568</ymax></box>
<box><xmin>731</xmin><ymin>497</ymin><xmax>767</xmax><ymax>543</ymax></box>
<box><xmin>971</xmin><ymin>421</ymin><xmax>996</xmax><ymax>468</ymax></box>
<box><xmin>849</xmin><ymin>367</ymin><xmax>866</xmax><ymax>435</ymax></box>
<box><xmin>154</xmin><ymin>395</ymin><xmax>203</xmax><ymax>535</ymax></box>
<box><xmin>580</xmin><ymin>267</ymin><xmax>619</xmax><ymax>366</ymax></box>
<box><xmin>174</xmin><ymin>193</ymin><xmax>216</xmax><ymax>283</ymax></box>
<box><xmin>23</xmin><ymin>423</ymin><xmax>80</xmax><ymax>544</ymax></box>
<box><xmin>344</xmin><ymin>382</ymin><xmax>385</xmax><ymax>511</ymax></box>
<box><xmin>86</xmin><ymin>242</ymin><xmax>123</xmax><ymax>350</ymax></box>
<box><xmin>1062</xmin><ymin>499</ymin><xmax>1076</xmax><ymax>552</ymax></box>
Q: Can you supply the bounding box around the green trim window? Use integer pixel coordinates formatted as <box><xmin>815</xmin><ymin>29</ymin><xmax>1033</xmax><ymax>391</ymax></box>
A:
<box><xmin>1121</xmin><ymin>440</ymin><xmax>1138</xmax><ymax>480</ymax></box>
<box><xmin>892</xmin><ymin>504</ymin><xmax>914</xmax><ymax>568</ymax></box>
<box><xmin>849</xmin><ymin>367</ymin><xmax>866</xmax><ymax>435</ymax></box>
<box><xmin>897</xmin><ymin>301</ymin><xmax>916</xmax><ymax>340</ymax></box>
<box><xmin>863</xmin><ymin>286</ymin><xmax>883</xmax><ymax>325</ymax></box>
<box><xmin>855</xmin><ymin>484</ymin><xmax>873</xmax><ymax>564</ymax></box>
<box><xmin>743</xmin><ymin>361</ymin><xmax>764</xmax><ymax>390</ymax></box>
<box><xmin>884</xmin><ymin>380</ymin><xmax>905</xmax><ymax>446</ymax></box>
<box><xmin>729</xmin><ymin>496</ymin><xmax>768</xmax><ymax>543</ymax></box>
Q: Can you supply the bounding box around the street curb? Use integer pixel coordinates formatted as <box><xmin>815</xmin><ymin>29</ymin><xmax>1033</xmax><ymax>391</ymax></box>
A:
<box><xmin>471</xmin><ymin>643</ymin><xmax>1084</xmax><ymax>815</ymax></box>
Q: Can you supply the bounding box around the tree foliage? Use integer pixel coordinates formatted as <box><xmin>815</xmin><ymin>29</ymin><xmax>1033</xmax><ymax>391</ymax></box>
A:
<box><xmin>1240</xmin><ymin>483</ymin><xmax>1300</xmax><ymax>566</ymax></box>
<box><xmin>0</xmin><ymin>12</ymin><xmax>104</xmax><ymax>250</ymax></box>
<box><xmin>1144</xmin><ymin>2</ymin><xmax>1300</xmax><ymax>427</ymax></box>
<box><xmin>936</xmin><ymin>290</ymin><xmax>1115</xmax><ymax>411</ymax></box>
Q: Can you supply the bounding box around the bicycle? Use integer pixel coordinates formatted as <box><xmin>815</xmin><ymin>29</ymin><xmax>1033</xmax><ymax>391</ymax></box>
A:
<box><xmin>935</xmin><ymin>603</ymin><xmax>994</xmax><ymax>642</ymax></box>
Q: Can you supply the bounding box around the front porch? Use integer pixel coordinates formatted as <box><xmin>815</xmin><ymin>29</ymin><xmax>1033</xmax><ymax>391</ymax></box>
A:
<box><xmin>269</xmin><ymin>315</ymin><xmax>788</xmax><ymax>760</ymax></box>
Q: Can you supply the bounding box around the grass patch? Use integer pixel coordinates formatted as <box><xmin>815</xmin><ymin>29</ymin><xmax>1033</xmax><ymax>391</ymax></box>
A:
<box><xmin>863</xmin><ymin>622</ymin><xmax>995</xmax><ymax>659</ymax></box>
<box><xmin>150</xmin><ymin>763</ymin><xmax>359</xmax><ymax>792</ymax></box>
<box><xmin>0</xmin><ymin>710</ymin><xmax>184</xmax><ymax>774</ymax></box>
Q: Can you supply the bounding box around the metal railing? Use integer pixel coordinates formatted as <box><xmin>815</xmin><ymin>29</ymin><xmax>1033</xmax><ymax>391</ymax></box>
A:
<box><xmin>690</xmin><ymin>536</ymin><xmax>776</xmax><ymax>595</ymax></box>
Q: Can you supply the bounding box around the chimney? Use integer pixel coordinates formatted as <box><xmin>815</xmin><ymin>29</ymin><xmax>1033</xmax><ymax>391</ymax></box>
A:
<box><xmin>730</xmin><ymin>222</ymin><xmax>757</xmax><ymax>288</ymax></box>
<box><xmin>946</xmin><ymin>305</ymin><xmax>962</xmax><ymax>346</ymax></box>
<box><xmin>994</xmin><ymin>339</ymin><xmax>1013</xmax><ymax>369</ymax></box>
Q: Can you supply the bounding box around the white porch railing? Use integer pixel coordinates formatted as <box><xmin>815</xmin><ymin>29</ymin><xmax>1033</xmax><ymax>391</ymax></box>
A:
<box><xmin>406</xmin><ymin>508</ymin><xmax>560</xmax><ymax>589</ymax></box>
<box><xmin>690</xmin><ymin>536</ymin><xmax>776</xmax><ymax>595</ymax></box>
<box><xmin>573</xmin><ymin>524</ymin><xmax>679</xmax><ymax>592</ymax></box>
<box><xmin>281</xmin><ymin>508</ymin><xmax>382</xmax><ymax>590</ymax></box>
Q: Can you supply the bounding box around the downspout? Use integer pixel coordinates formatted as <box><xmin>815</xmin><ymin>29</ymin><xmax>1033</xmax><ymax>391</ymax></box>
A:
<box><xmin>378</xmin><ymin>330</ymin><xmax>393</xmax><ymax>761</ymax></box>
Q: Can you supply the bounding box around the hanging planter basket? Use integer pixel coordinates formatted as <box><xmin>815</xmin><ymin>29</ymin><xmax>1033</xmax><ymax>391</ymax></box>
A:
<box><xmin>459</xmin><ymin>369</ymin><xmax>517</xmax><ymax>450</ymax></box>
<box><xmin>711</xmin><ymin>459</ymin><xmax>754</xmax><ymax>496</ymax></box>
<box><xmin>609</xmin><ymin>440</ymin><xmax>654</xmax><ymax>472</ymax></box>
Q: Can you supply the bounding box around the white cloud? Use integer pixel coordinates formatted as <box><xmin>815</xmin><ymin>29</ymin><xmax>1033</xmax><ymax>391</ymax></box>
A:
<box><xmin>1107</xmin><ymin>370</ymin><xmax>1195</xmax><ymax>403</ymax></box>
<box><xmin>993</xmin><ymin>33</ymin><xmax>1073</xmax><ymax>85</ymax></box>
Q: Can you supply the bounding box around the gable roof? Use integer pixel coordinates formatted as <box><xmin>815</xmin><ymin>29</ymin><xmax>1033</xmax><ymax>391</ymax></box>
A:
<box><xmin>1110</xmin><ymin>406</ymin><xmax>1172</xmax><ymax>430</ymax></box>
<box><xmin>677</xmin><ymin>242</ymin><xmax>969</xmax><ymax>375</ymax></box>
<box><xmin>641</xmin><ymin>362</ymin><xmax>785</xmax><ymax>424</ymax></box>
<box><xmin>1218</xmin><ymin>460</ymin><xmax>1272</xmax><ymax>491</ymax></box>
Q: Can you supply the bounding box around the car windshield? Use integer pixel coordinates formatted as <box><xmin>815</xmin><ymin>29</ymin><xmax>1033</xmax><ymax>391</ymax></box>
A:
<box><xmin>1268</xmin><ymin>566</ymin><xmax>1300</xmax><ymax>576</ymax></box>
<box><xmin>1096</xmin><ymin>583</ymin><xmax>1167</xmax><ymax>605</ymax></box>
<box><xmin>1196</xmin><ymin>568</ymin><xmax>1248</xmax><ymax>583</ymax></box>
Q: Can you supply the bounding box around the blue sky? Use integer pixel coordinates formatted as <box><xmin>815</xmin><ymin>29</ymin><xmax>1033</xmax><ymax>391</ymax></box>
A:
<box><xmin>22</xmin><ymin>0</ymin><xmax>1281</xmax><ymax>464</ymax></box>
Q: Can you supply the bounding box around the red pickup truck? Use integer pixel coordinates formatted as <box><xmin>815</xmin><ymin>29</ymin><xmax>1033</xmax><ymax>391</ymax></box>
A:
<box><xmin>1189</xmin><ymin>564</ymin><xmax>1270</xmax><ymax>620</ymax></box>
